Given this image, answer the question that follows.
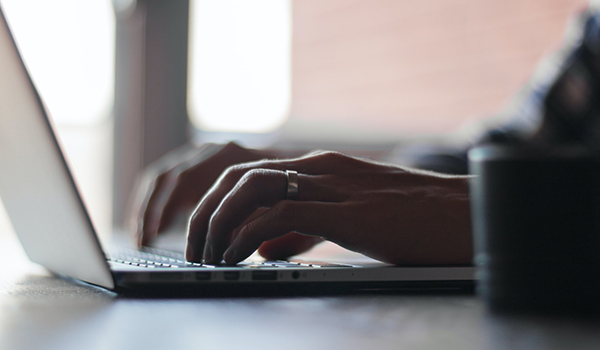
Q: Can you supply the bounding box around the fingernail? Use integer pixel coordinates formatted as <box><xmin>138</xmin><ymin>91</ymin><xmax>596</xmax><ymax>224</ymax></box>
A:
<box><xmin>203</xmin><ymin>244</ymin><xmax>212</xmax><ymax>263</ymax></box>
<box><xmin>223</xmin><ymin>245</ymin><xmax>235</xmax><ymax>263</ymax></box>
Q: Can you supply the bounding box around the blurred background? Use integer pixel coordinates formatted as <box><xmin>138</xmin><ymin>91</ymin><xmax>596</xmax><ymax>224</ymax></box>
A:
<box><xmin>0</xmin><ymin>0</ymin><xmax>585</xmax><ymax>242</ymax></box>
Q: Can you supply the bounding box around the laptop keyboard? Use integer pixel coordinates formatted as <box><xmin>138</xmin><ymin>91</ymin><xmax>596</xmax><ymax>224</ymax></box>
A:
<box><xmin>107</xmin><ymin>247</ymin><xmax>353</xmax><ymax>269</ymax></box>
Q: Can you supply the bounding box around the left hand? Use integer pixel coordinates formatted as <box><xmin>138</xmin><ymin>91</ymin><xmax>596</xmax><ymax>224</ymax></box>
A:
<box><xmin>185</xmin><ymin>151</ymin><xmax>473</xmax><ymax>266</ymax></box>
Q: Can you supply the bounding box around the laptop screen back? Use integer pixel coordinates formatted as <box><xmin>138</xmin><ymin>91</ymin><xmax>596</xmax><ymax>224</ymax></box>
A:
<box><xmin>0</xmin><ymin>6</ymin><xmax>114</xmax><ymax>289</ymax></box>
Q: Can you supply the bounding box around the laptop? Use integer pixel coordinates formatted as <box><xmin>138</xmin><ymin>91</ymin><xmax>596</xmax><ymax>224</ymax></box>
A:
<box><xmin>0</xmin><ymin>5</ymin><xmax>474</xmax><ymax>295</ymax></box>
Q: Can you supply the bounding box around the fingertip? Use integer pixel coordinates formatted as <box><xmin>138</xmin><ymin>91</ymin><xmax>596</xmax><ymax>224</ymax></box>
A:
<box><xmin>202</xmin><ymin>243</ymin><xmax>213</xmax><ymax>263</ymax></box>
<box><xmin>185</xmin><ymin>244</ymin><xmax>196</xmax><ymax>262</ymax></box>
<box><xmin>185</xmin><ymin>225</ymin><xmax>203</xmax><ymax>262</ymax></box>
<box><xmin>133</xmin><ymin>222</ymin><xmax>143</xmax><ymax>247</ymax></box>
<box><xmin>223</xmin><ymin>245</ymin><xmax>236</xmax><ymax>265</ymax></box>
<box><xmin>135</xmin><ymin>235</ymin><xmax>143</xmax><ymax>249</ymax></box>
<box><xmin>186</xmin><ymin>208</ymin><xmax>202</xmax><ymax>240</ymax></box>
<box><xmin>185</xmin><ymin>223</ymin><xmax>199</xmax><ymax>262</ymax></box>
<box><xmin>139</xmin><ymin>221</ymin><xmax>159</xmax><ymax>247</ymax></box>
<box><xmin>155</xmin><ymin>218</ymin><xmax>173</xmax><ymax>236</ymax></box>
<box><xmin>140</xmin><ymin>217</ymin><xmax>159</xmax><ymax>246</ymax></box>
<box><xmin>139</xmin><ymin>231</ymin><xmax>151</xmax><ymax>248</ymax></box>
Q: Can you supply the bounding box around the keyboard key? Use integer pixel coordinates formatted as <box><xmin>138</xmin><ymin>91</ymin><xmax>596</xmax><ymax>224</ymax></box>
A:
<box><xmin>108</xmin><ymin>247</ymin><xmax>355</xmax><ymax>270</ymax></box>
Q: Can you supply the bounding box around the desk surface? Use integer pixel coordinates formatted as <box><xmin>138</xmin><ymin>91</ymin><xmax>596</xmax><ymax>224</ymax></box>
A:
<box><xmin>1</xmin><ymin>234</ymin><xmax>600</xmax><ymax>350</ymax></box>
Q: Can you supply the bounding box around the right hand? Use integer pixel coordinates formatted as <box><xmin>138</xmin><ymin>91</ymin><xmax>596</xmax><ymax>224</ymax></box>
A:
<box><xmin>129</xmin><ymin>142</ymin><xmax>325</xmax><ymax>260</ymax></box>
<box><xmin>129</xmin><ymin>142</ymin><xmax>267</xmax><ymax>247</ymax></box>
<box><xmin>184</xmin><ymin>151</ymin><xmax>472</xmax><ymax>265</ymax></box>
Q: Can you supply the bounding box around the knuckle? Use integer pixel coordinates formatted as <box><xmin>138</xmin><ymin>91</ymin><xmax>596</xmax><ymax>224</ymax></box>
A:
<box><xmin>148</xmin><ymin>171</ymin><xmax>172</xmax><ymax>192</ymax></box>
<box><xmin>318</xmin><ymin>150</ymin><xmax>346</xmax><ymax>161</ymax></box>
<box><xmin>172</xmin><ymin>176</ymin><xmax>185</xmax><ymax>190</ymax></box>
<box><xmin>309</xmin><ymin>151</ymin><xmax>351</xmax><ymax>168</ymax></box>
<box><xmin>215</xmin><ymin>141</ymin><xmax>244</xmax><ymax>158</ymax></box>
<box><xmin>173</xmin><ymin>170</ymin><xmax>188</xmax><ymax>187</ymax></box>
<box><xmin>154</xmin><ymin>171</ymin><xmax>170</xmax><ymax>183</ymax></box>
<box><xmin>235</xmin><ymin>169</ymin><xmax>267</xmax><ymax>195</ymax></box>
<box><xmin>221</xmin><ymin>164</ymin><xmax>246</xmax><ymax>183</ymax></box>
<box><xmin>239</xmin><ymin>168</ymin><xmax>267</xmax><ymax>185</ymax></box>
<box><xmin>236</xmin><ymin>169</ymin><xmax>277</xmax><ymax>198</ymax></box>
<box><xmin>222</xmin><ymin>141</ymin><xmax>241</xmax><ymax>152</ymax></box>
<box><xmin>165</xmin><ymin>166</ymin><xmax>183</xmax><ymax>181</ymax></box>
<box><xmin>305</xmin><ymin>149</ymin><xmax>326</xmax><ymax>157</ymax></box>
<box><xmin>175</xmin><ymin>162</ymin><xmax>193</xmax><ymax>177</ymax></box>
<box><xmin>144</xmin><ymin>158</ymin><xmax>172</xmax><ymax>177</ymax></box>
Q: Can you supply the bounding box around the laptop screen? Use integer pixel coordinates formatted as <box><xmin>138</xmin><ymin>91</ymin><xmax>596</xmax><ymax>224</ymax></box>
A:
<box><xmin>0</xmin><ymin>6</ymin><xmax>114</xmax><ymax>289</ymax></box>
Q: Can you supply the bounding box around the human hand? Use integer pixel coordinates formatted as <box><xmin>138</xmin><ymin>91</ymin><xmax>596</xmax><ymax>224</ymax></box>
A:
<box><xmin>186</xmin><ymin>151</ymin><xmax>473</xmax><ymax>266</ymax></box>
<box><xmin>129</xmin><ymin>142</ymin><xmax>324</xmax><ymax>260</ymax></box>
<box><xmin>129</xmin><ymin>142</ymin><xmax>267</xmax><ymax>246</ymax></box>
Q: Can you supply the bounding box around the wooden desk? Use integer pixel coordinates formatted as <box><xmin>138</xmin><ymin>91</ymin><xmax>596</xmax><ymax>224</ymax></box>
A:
<box><xmin>1</xmin><ymin>232</ymin><xmax>600</xmax><ymax>350</ymax></box>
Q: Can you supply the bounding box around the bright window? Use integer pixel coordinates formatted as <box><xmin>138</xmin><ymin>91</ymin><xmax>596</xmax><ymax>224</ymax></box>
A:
<box><xmin>1</xmin><ymin>0</ymin><xmax>115</xmax><ymax>237</ymax></box>
<box><xmin>188</xmin><ymin>0</ymin><xmax>292</xmax><ymax>133</ymax></box>
<box><xmin>187</xmin><ymin>0</ymin><xmax>583</xmax><ymax>145</ymax></box>
<box><xmin>1</xmin><ymin>0</ymin><xmax>114</xmax><ymax>125</ymax></box>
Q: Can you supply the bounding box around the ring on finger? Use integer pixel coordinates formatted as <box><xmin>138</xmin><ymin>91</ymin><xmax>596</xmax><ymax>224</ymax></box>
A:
<box><xmin>285</xmin><ymin>170</ymin><xmax>299</xmax><ymax>200</ymax></box>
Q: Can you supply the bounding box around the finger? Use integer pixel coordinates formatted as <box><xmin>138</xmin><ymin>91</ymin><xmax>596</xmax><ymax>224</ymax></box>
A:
<box><xmin>258</xmin><ymin>233</ymin><xmax>324</xmax><ymax>260</ymax></box>
<box><xmin>184</xmin><ymin>156</ymin><xmax>325</xmax><ymax>252</ymax></box>
<box><xmin>222</xmin><ymin>201</ymin><xmax>339</xmax><ymax>264</ymax></box>
<box><xmin>185</xmin><ymin>155</ymin><xmax>352</xmax><ymax>261</ymax></box>
<box><xmin>139</xmin><ymin>171</ymin><xmax>178</xmax><ymax>246</ymax></box>
<box><xmin>187</xmin><ymin>170</ymin><xmax>342</xmax><ymax>263</ymax></box>
<box><xmin>133</xmin><ymin>143</ymin><xmax>214</xmax><ymax>246</ymax></box>
<box><xmin>155</xmin><ymin>142</ymin><xmax>253</xmax><ymax>232</ymax></box>
<box><xmin>130</xmin><ymin>170</ymin><xmax>167</xmax><ymax>246</ymax></box>
<box><xmin>199</xmin><ymin>169</ymin><xmax>286</xmax><ymax>263</ymax></box>
<box><xmin>154</xmin><ymin>165</ymin><xmax>211</xmax><ymax>233</ymax></box>
<box><xmin>191</xmin><ymin>151</ymin><xmax>359</xmax><ymax>225</ymax></box>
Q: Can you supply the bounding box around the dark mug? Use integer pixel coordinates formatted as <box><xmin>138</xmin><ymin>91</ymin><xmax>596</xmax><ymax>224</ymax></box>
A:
<box><xmin>468</xmin><ymin>145</ymin><xmax>600</xmax><ymax>315</ymax></box>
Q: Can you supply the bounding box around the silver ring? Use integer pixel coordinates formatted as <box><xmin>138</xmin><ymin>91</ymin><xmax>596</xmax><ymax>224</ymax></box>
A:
<box><xmin>285</xmin><ymin>170</ymin><xmax>299</xmax><ymax>200</ymax></box>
